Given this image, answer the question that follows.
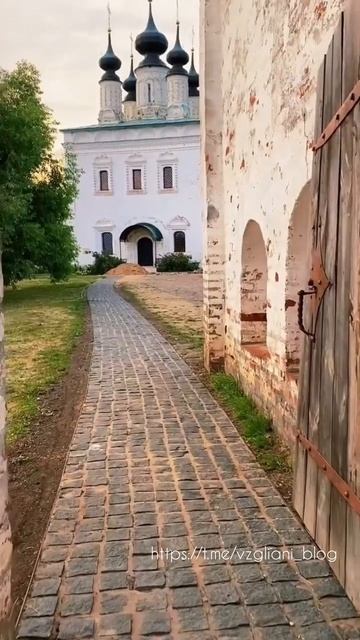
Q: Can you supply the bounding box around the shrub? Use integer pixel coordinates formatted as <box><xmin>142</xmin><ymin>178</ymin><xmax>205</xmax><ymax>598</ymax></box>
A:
<box><xmin>156</xmin><ymin>253</ymin><xmax>200</xmax><ymax>273</ymax></box>
<box><xmin>86</xmin><ymin>253</ymin><xmax>125</xmax><ymax>275</ymax></box>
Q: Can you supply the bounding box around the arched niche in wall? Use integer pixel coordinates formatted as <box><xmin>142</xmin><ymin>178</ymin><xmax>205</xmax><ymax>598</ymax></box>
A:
<box><xmin>241</xmin><ymin>220</ymin><xmax>268</xmax><ymax>347</ymax></box>
<box><xmin>285</xmin><ymin>180</ymin><xmax>312</xmax><ymax>376</ymax></box>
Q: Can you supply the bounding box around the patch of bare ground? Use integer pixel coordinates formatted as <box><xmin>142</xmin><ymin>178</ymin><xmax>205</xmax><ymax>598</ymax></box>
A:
<box><xmin>116</xmin><ymin>274</ymin><xmax>293</xmax><ymax>504</ymax></box>
<box><xmin>8</xmin><ymin>307</ymin><xmax>93</xmax><ymax>621</ymax></box>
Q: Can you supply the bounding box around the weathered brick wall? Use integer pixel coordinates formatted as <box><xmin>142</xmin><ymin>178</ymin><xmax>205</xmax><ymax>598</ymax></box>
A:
<box><xmin>202</xmin><ymin>0</ymin><xmax>344</xmax><ymax>446</ymax></box>
<box><xmin>0</xmin><ymin>258</ymin><xmax>12</xmax><ymax>639</ymax></box>
<box><xmin>200</xmin><ymin>0</ymin><xmax>226</xmax><ymax>371</ymax></box>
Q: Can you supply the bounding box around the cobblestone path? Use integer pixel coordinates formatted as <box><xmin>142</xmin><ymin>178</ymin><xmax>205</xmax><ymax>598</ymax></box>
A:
<box><xmin>18</xmin><ymin>281</ymin><xmax>360</xmax><ymax>640</ymax></box>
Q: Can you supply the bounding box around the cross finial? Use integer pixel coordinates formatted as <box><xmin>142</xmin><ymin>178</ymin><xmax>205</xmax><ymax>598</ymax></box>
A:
<box><xmin>107</xmin><ymin>2</ymin><xmax>111</xmax><ymax>32</ymax></box>
<box><xmin>192</xmin><ymin>25</ymin><xmax>195</xmax><ymax>50</ymax></box>
<box><xmin>176</xmin><ymin>0</ymin><xmax>179</xmax><ymax>23</ymax></box>
<box><xmin>130</xmin><ymin>33</ymin><xmax>134</xmax><ymax>57</ymax></box>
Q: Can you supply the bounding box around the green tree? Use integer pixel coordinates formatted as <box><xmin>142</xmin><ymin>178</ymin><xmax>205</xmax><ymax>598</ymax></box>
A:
<box><xmin>0</xmin><ymin>62</ymin><xmax>78</xmax><ymax>286</ymax></box>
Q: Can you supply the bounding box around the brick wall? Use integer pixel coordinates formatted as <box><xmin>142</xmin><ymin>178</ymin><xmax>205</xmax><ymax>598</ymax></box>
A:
<box><xmin>201</xmin><ymin>0</ymin><xmax>344</xmax><ymax>446</ymax></box>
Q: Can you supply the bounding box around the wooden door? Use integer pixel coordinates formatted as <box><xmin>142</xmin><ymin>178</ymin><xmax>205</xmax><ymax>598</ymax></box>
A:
<box><xmin>294</xmin><ymin>0</ymin><xmax>360</xmax><ymax>610</ymax></box>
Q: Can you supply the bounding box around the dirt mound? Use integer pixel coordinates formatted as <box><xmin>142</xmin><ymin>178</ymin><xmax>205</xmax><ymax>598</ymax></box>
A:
<box><xmin>106</xmin><ymin>263</ymin><xmax>148</xmax><ymax>277</ymax></box>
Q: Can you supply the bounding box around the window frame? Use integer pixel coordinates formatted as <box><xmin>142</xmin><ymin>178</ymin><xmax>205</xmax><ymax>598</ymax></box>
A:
<box><xmin>101</xmin><ymin>231</ymin><xmax>114</xmax><ymax>255</ymax></box>
<box><xmin>163</xmin><ymin>166</ymin><xmax>174</xmax><ymax>190</ymax></box>
<box><xmin>132</xmin><ymin>168</ymin><xmax>143</xmax><ymax>191</ymax></box>
<box><xmin>99</xmin><ymin>169</ymin><xmax>109</xmax><ymax>192</ymax></box>
<box><xmin>174</xmin><ymin>230</ymin><xmax>186</xmax><ymax>253</ymax></box>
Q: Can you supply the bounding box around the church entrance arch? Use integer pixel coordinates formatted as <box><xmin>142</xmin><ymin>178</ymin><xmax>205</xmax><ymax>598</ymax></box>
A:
<box><xmin>138</xmin><ymin>237</ymin><xmax>154</xmax><ymax>266</ymax></box>
<box><xmin>119</xmin><ymin>223</ymin><xmax>163</xmax><ymax>266</ymax></box>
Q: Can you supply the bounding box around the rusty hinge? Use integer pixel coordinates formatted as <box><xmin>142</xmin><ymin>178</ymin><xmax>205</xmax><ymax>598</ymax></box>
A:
<box><xmin>298</xmin><ymin>248</ymin><xmax>331</xmax><ymax>341</ymax></box>
<box><xmin>312</xmin><ymin>79</ymin><xmax>360</xmax><ymax>152</ymax></box>
<box><xmin>297</xmin><ymin>432</ymin><xmax>360</xmax><ymax>517</ymax></box>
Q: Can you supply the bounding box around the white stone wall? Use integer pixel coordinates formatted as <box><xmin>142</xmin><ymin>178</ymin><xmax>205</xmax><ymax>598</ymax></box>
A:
<box><xmin>64</xmin><ymin>122</ymin><xmax>202</xmax><ymax>266</ymax></box>
<box><xmin>123</xmin><ymin>101</ymin><xmax>137</xmax><ymax>122</ymax></box>
<box><xmin>0</xmin><ymin>258</ymin><xmax>11</xmax><ymax>635</ymax></box>
<box><xmin>135</xmin><ymin>67</ymin><xmax>168</xmax><ymax>119</ymax></box>
<box><xmin>167</xmin><ymin>75</ymin><xmax>190</xmax><ymax>120</ymax></box>
<box><xmin>99</xmin><ymin>80</ymin><xmax>123</xmax><ymax>124</ymax></box>
<box><xmin>189</xmin><ymin>96</ymin><xmax>200</xmax><ymax>120</ymax></box>
<box><xmin>202</xmin><ymin>0</ymin><xmax>344</xmax><ymax>442</ymax></box>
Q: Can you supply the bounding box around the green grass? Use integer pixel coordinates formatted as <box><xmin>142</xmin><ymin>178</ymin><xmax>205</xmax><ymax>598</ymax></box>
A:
<box><xmin>210</xmin><ymin>373</ymin><xmax>290</xmax><ymax>473</ymax></box>
<box><xmin>4</xmin><ymin>275</ymin><xmax>97</xmax><ymax>443</ymax></box>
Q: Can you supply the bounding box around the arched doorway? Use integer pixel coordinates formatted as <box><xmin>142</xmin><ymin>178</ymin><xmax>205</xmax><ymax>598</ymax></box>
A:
<box><xmin>138</xmin><ymin>237</ymin><xmax>154</xmax><ymax>266</ymax></box>
<box><xmin>285</xmin><ymin>181</ymin><xmax>312</xmax><ymax>375</ymax></box>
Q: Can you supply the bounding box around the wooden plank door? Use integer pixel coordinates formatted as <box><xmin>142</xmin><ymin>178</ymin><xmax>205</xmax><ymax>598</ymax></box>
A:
<box><xmin>294</xmin><ymin>0</ymin><xmax>360</xmax><ymax>610</ymax></box>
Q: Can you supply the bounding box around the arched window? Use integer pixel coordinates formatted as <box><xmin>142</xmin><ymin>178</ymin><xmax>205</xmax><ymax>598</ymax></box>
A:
<box><xmin>241</xmin><ymin>220</ymin><xmax>268</xmax><ymax>346</ymax></box>
<box><xmin>163</xmin><ymin>166</ymin><xmax>173</xmax><ymax>189</ymax></box>
<box><xmin>147</xmin><ymin>83</ymin><xmax>152</xmax><ymax>103</ymax></box>
<box><xmin>102</xmin><ymin>232</ymin><xmax>113</xmax><ymax>255</ymax></box>
<box><xmin>174</xmin><ymin>231</ymin><xmax>186</xmax><ymax>253</ymax></box>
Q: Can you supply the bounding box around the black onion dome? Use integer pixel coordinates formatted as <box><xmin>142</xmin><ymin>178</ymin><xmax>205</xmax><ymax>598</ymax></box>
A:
<box><xmin>99</xmin><ymin>31</ymin><xmax>121</xmax><ymax>83</ymax></box>
<box><xmin>189</xmin><ymin>49</ymin><xmax>199</xmax><ymax>96</ymax></box>
<box><xmin>135</xmin><ymin>0</ymin><xmax>168</xmax><ymax>68</ymax></box>
<box><xmin>167</xmin><ymin>23</ymin><xmax>189</xmax><ymax>77</ymax></box>
<box><xmin>123</xmin><ymin>56</ymin><xmax>137</xmax><ymax>102</ymax></box>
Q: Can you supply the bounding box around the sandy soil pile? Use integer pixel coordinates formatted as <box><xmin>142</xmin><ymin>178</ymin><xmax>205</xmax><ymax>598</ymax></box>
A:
<box><xmin>106</xmin><ymin>263</ymin><xmax>148</xmax><ymax>277</ymax></box>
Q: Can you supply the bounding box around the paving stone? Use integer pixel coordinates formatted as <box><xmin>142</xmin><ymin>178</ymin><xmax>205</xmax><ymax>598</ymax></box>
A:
<box><xmin>24</xmin><ymin>596</ymin><xmax>58</xmax><ymax>618</ymax></box>
<box><xmin>41</xmin><ymin>547</ymin><xmax>69</xmax><ymax>563</ymax></box>
<box><xmin>310</xmin><ymin>577</ymin><xmax>346</xmax><ymax>599</ymax></box>
<box><xmin>297</xmin><ymin>560</ymin><xmax>332</xmax><ymax>579</ymax></box>
<box><xmin>63</xmin><ymin>576</ymin><xmax>94</xmax><ymax>594</ymax></box>
<box><xmin>70</xmin><ymin>542</ymin><xmax>100</xmax><ymax>558</ymax></box>
<box><xmin>201</xmin><ymin>565</ymin><xmax>231</xmax><ymax>584</ymax></box>
<box><xmin>248</xmin><ymin>603</ymin><xmax>288</xmax><ymax>627</ymax></box>
<box><xmin>167</xmin><ymin>568</ymin><xmax>198</xmax><ymax>587</ymax></box>
<box><xmin>320</xmin><ymin>597</ymin><xmax>360</xmax><ymax>621</ymax></box>
<box><xmin>61</xmin><ymin>594</ymin><xmax>94</xmax><ymax>616</ymax></box>
<box><xmin>140</xmin><ymin>611</ymin><xmax>171</xmax><ymax>636</ymax></box>
<box><xmin>275</xmin><ymin>581</ymin><xmax>313</xmax><ymax>603</ymax></box>
<box><xmin>241</xmin><ymin>581</ymin><xmax>279</xmax><ymax>605</ymax></box>
<box><xmin>285</xmin><ymin>600</ymin><xmax>324</xmax><ymax>626</ymax></box>
<box><xmin>66</xmin><ymin>557</ymin><xmax>98</xmax><ymax>576</ymax></box>
<box><xmin>31</xmin><ymin>578</ymin><xmax>61</xmax><ymax>597</ymax></box>
<box><xmin>300</xmin><ymin>623</ymin><xmax>340</xmax><ymax>639</ymax></box>
<box><xmin>58</xmin><ymin>617</ymin><xmax>94</xmax><ymax>639</ymax></box>
<box><xmin>255</xmin><ymin>627</ymin><xmax>296</xmax><ymax>639</ymax></box>
<box><xmin>17</xmin><ymin>617</ymin><xmax>54</xmax><ymax>638</ymax></box>
<box><xmin>133</xmin><ymin>555</ymin><xmax>158</xmax><ymax>571</ymax></box>
<box><xmin>206</xmin><ymin>582</ymin><xmax>240</xmax><ymax>605</ymax></box>
<box><xmin>211</xmin><ymin>604</ymin><xmax>249</xmax><ymax>629</ymax></box>
<box><xmin>134</xmin><ymin>571</ymin><xmax>166</xmax><ymax>590</ymax></box>
<box><xmin>74</xmin><ymin>530</ymin><xmax>103</xmax><ymax>543</ymax></box>
<box><xmin>136</xmin><ymin>590</ymin><xmax>168</xmax><ymax>611</ymax></box>
<box><xmin>177</xmin><ymin>607</ymin><xmax>209</xmax><ymax>632</ymax></box>
<box><xmin>100</xmin><ymin>592</ymin><xmax>128</xmax><ymax>614</ymax></box>
<box><xmin>171</xmin><ymin>586</ymin><xmax>202</xmax><ymax>608</ymax></box>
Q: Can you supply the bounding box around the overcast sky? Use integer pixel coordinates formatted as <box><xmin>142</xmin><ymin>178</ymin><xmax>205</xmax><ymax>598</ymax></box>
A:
<box><xmin>0</xmin><ymin>0</ymin><xmax>199</xmax><ymax>145</ymax></box>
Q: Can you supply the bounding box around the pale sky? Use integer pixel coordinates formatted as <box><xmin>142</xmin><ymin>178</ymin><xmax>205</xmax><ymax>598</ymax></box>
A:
<box><xmin>0</xmin><ymin>0</ymin><xmax>199</xmax><ymax>144</ymax></box>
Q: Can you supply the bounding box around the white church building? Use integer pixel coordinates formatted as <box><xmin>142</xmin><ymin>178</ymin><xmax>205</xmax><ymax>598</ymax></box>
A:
<box><xmin>63</xmin><ymin>0</ymin><xmax>201</xmax><ymax>268</ymax></box>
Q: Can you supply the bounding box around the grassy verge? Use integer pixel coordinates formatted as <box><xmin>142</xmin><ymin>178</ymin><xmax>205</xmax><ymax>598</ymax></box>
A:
<box><xmin>210</xmin><ymin>373</ymin><xmax>290</xmax><ymax>473</ymax></box>
<box><xmin>117</xmin><ymin>281</ymin><xmax>291</xmax><ymax>485</ymax></box>
<box><xmin>4</xmin><ymin>275</ymin><xmax>97</xmax><ymax>443</ymax></box>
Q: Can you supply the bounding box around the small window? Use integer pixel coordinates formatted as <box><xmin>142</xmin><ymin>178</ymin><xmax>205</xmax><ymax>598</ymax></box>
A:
<box><xmin>163</xmin><ymin>166</ymin><xmax>173</xmax><ymax>190</ymax></box>
<box><xmin>99</xmin><ymin>170</ymin><xmax>109</xmax><ymax>192</ymax></box>
<box><xmin>102</xmin><ymin>232</ymin><xmax>113</xmax><ymax>255</ymax></box>
<box><xmin>174</xmin><ymin>231</ymin><xmax>186</xmax><ymax>253</ymax></box>
<box><xmin>132</xmin><ymin>169</ymin><xmax>142</xmax><ymax>191</ymax></box>
<box><xmin>147</xmin><ymin>83</ymin><xmax>152</xmax><ymax>103</ymax></box>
